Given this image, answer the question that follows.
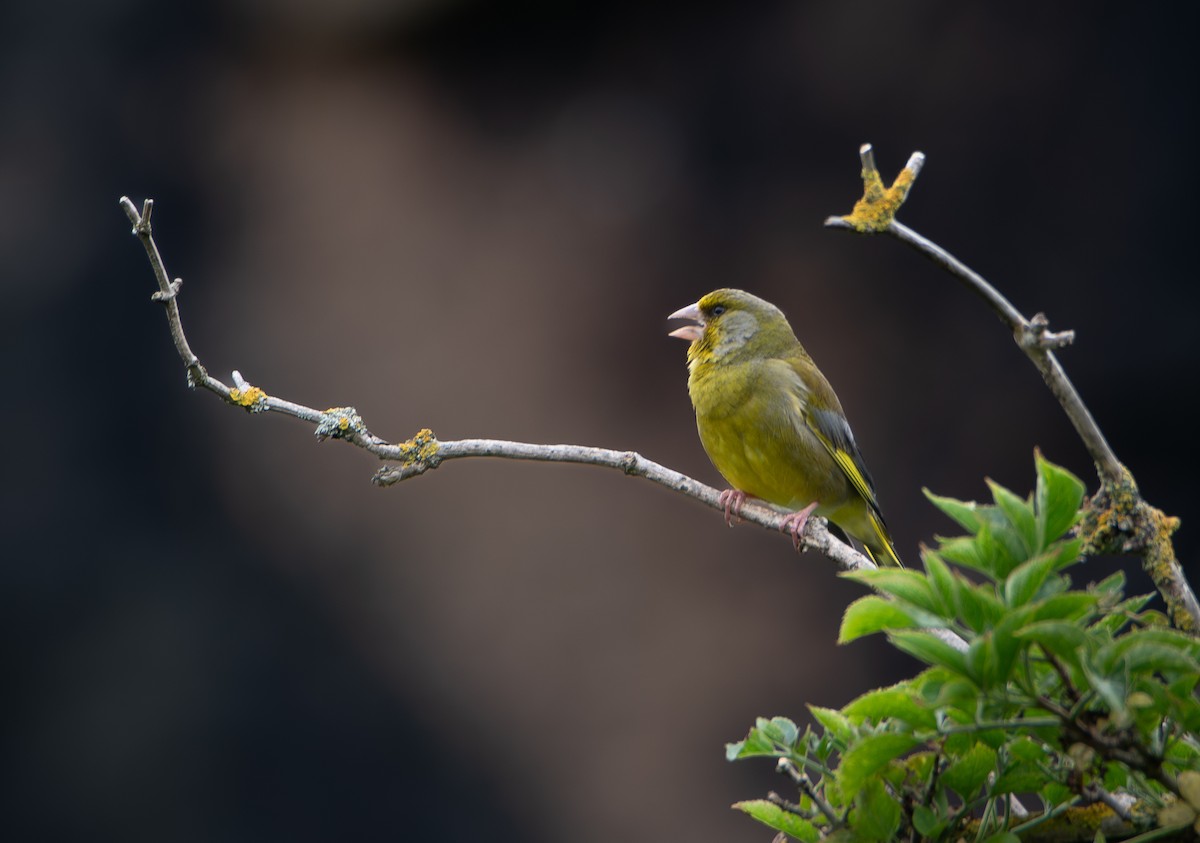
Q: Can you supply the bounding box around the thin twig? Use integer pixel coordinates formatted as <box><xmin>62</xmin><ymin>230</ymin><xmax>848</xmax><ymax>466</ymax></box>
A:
<box><xmin>765</xmin><ymin>791</ymin><xmax>816</xmax><ymax>820</ymax></box>
<box><xmin>886</xmin><ymin>220</ymin><xmax>1123</xmax><ymax>484</ymax></box>
<box><xmin>822</xmin><ymin>146</ymin><xmax>1200</xmax><ymax>633</ymax></box>
<box><xmin>823</xmin><ymin>148</ymin><xmax>1119</xmax><ymax>482</ymax></box>
<box><xmin>777</xmin><ymin>759</ymin><xmax>841</xmax><ymax>829</ymax></box>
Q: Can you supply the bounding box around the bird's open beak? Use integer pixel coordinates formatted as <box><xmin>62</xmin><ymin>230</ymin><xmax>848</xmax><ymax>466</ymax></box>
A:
<box><xmin>668</xmin><ymin>302</ymin><xmax>705</xmax><ymax>342</ymax></box>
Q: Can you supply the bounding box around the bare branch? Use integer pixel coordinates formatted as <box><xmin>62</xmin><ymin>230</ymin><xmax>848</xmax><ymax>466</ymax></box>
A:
<box><xmin>883</xmin><ymin>220</ymin><xmax>1122</xmax><ymax>484</ymax></box>
<box><xmin>777</xmin><ymin>759</ymin><xmax>842</xmax><ymax>829</ymax></box>
<box><xmin>823</xmin><ymin>143</ymin><xmax>925</xmax><ymax>233</ymax></box>
<box><xmin>820</xmin><ymin>148</ymin><xmax>1200</xmax><ymax>633</ymax></box>
<box><xmin>117</xmin><ymin>195</ymin><xmax>883</xmax><ymax>578</ymax></box>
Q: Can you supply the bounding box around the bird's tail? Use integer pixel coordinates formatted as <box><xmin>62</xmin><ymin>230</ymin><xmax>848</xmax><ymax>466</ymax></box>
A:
<box><xmin>864</xmin><ymin>512</ymin><xmax>904</xmax><ymax>568</ymax></box>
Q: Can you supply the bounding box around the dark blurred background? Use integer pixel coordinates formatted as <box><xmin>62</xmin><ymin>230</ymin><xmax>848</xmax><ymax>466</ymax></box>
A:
<box><xmin>3</xmin><ymin>2</ymin><xmax>1197</xmax><ymax>840</ymax></box>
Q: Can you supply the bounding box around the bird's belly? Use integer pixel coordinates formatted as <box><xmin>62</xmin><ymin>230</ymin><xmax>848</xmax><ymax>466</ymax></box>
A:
<box><xmin>696</xmin><ymin>408</ymin><xmax>850</xmax><ymax>511</ymax></box>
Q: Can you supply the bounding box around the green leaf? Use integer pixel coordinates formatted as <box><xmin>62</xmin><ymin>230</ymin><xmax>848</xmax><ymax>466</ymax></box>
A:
<box><xmin>1127</xmin><ymin>682</ymin><xmax>1168</xmax><ymax>728</ymax></box>
<box><xmin>1081</xmin><ymin>656</ymin><xmax>1128</xmax><ymax>715</ymax></box>
<box><xmin>923</xmin><ymin>550</ymin><xmax>958</xmax><ymax>616</ymax></box>
<box><xmin>1091</xmin><ymin>571</ymin><xmax>1126</xmax><ymax>600</ymax></box>
<box><xmin>1004</xmin><ymin>550</ymin><xmax>1065</xmax><ymax>607</ymax></box>
<box><xmin>966</xmin><ymin>634</ymin><xmax>997</xmax><ymax>688</ymax></box>
<box><xmin>993</xmin><ymin>761</ymin><xmax>1047</xmax><ymax>794</ymax></box>
<box><xmin>1103</xmin><ymin>762</ymin><xmax>1129</xmax><ymax>791</ymax></box>
<box><xmin>1172</xmin><ymin>695</ymin><xmax>1200</xmax><ymax>735</ymax></box>
<box><xmin>1034</xmin><ymin>452</ymin><xmax>1086</xmax><ymax>545</ymax></box>
<box><xmin>943</xmin><ymin>733</ymin><xmax>974</xmax><ymax>756</ymax></box>
<box><xmin>843</xmin><ymin>569</ymin><xmax>941</xmax><ymax>614</ymax></box>
<box><xmin>938</xmin><ymin>532</ymin><xmax>997</xmax><ymax>579</ymax></box>
<box><xmin>1119</xmin><ymin>640</ymin><xmax>1200</xmax><ymax>677</ymax></box>
<box><xmin>759</xmin><ymin>716</ymin><xmax>800</xmax><ymax>748</ymax></box>
<box><xmin>1031</xmin><ymin>591</ymin><xmax>1098</xmax><ymax>622</ymax></box>
<box><xmin>958</xmin><ymin>604</ymin><xmax>1032</xmax><ymax>691</ymax></box>
<box><xmin>1041</xmin><ymin>781</ymin><xmax>1073</xmax><ymax>808</ymax></box>
<box><xmin>988</xmin><ymin>479</ymin><xmax>1037</xmax><ymax>555</ymax></box>
<box><xmin>912</xmin><ymin>804</ymin><xmax>946</xmax><ymax>838</ymax></box>
<box><xmin>1090</xmin><ymin>592</ymin><xmax>1154</xmax><ymax>635</ymax></box>
<box><xmin>839</xmin><ymin>596</ymin><xmax>920</xmax><ymax>643</ymax></box>
<box><xmin>852</xmin><ymin>779</ymin><xmax>901</xmax><ymax>842</ymax></box>
<box><xmin>888</xmin><ymin>630</ymin><xmax>969</xmax><ymax>677</ymax></box>
<box><xmin>1165</xmin><ymin>736</ymin><xmax>1200</xmax><ymax>770</ymax></box>
<box><xmin>726</xmin><ymin>732</ymin><xmax>773</xmax><ymax>760</ymax></box>
<box><xmin>924</xmin><ymin>489</ymin><xmax>982</xmax><ymax>533</ymax></box>
<box><xmin>904</xmin><ymin>751</ymin><xmax>936</xmax><ymax>783</ymax></box>
<box><xmin>726</xmin><ymin>717</ymin><xmax>805</xmax><ymax>762</ymax></box>
<box><xmin>929</xmin><ymin>677</ymin><xmax>980</xmax><ymax>712</ymax></box>
<box><xmin>843</xmin><ymin>686</ymin><xmax>938</xmax><ymax>730</ymax></box>
<box><xmin>1049</xmin><ymin>537</ymin><xmax>1084</xmax><ymax>569</ymax></box>
<box><xmin>988</xmin><ymin>610</ymin><xmax>1033</xmax><ymax>686</ymax></box>
<box><xmin>910</xmin><ymin>667</ymin><xmax>958</xmax><ymax>703</ymax></box>
<box><xmin>838</xmin><ymin>733</ymin><xmax>921</xmax><ymax>797</ymax></box>
<box><xmin>809</xmin><ymin>706</ymin><xmax>854</xmax><ymax>745</ymax></box>
<box><xmin>955</xmin><ymin>579</ymin><xmax>1007</xmax><ymax>633</ymax></box>
<box><xmin>727</xmin><ymin>720</ymin><xmax>788</xmax><ymax>760</ymax></box>
<box><xmin>978</xmin><ymin>508</ymin><xmax>1029</xmax><ymax>578</ymax></box>
<box><xmin>731</xmin><ymin>800</ymin><xmax>819</xmax><ymax>842</ymax></box>
<box><xmin>1110</xmin><ymin>627</ymin><xmax>1200</xmax><ymax>664</ymax></box>
<box><xmin>939</xmin><ymin>516</ymin><xmax>1023</xmax><ymax>581</ymax></box>
<box><xmin>1007</xmin><ymin>737</ymin><xmax>1049</xmax><ymax>763</ymax></box>
<box><xmin>981</xmin><ymin>833</ymin><xmax>1021</xmax><ymax>843</ymax></box>
<box><xmin>942</xmin><ymin>742</ymin><xmax>999</xmax><ymax>799</ymax></box>
<box><xmin>1014</xmin><ymin>620</ymin><xmax>1088</xmax><ymax>669</ymax></box>
<box><xmin>1169</xmin><ymin>672</ymin><xmax>1200</xmax><ymax>699</ymax></box>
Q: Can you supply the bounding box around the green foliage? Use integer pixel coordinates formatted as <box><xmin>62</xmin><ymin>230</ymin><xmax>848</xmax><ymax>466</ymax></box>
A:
<box><xmin>727</xmin><ymin>455</ymin><xmax>1200</xmax><ymax>841</ymax></box>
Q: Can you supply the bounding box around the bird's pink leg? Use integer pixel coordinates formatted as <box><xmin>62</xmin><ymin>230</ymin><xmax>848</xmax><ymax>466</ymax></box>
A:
<box><xmin>780</xmin><ymin>502</ymin><xmax>819</xmax><ymax>550</ymax></box>
<box><xmin>717</xmin><ymin>489</ymin><xmax>750</xmax><ymax>527</ymax></box>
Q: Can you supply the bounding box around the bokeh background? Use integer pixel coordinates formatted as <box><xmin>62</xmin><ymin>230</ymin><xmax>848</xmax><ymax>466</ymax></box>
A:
<box><xmin>3</xmin><ymin>2</ymin><xmax>1197</xmax><ymax>841</ymax></box>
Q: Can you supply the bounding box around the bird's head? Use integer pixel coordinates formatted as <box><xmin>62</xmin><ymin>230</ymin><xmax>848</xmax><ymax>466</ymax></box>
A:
<box><xmin>668</xmin><ymin>288</ymin><xmax>798</xmax><ymax>364</ymax></box>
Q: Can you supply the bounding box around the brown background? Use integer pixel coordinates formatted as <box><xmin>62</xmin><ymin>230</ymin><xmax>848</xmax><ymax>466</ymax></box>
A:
<box><xmin>3</xmin><ymin>2</ymin><xmax>1197</xmax><ymax>841</ymax></box>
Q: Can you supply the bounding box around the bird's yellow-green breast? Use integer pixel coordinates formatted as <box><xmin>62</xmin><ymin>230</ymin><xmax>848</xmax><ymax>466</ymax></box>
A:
<box><xmin>668</xmin><ymin>288</ymin><xmax>902</xmax><ymax>567</ymax></box>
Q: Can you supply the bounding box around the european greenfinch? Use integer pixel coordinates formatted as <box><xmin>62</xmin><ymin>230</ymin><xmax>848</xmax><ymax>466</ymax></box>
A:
<box><xmin>668</xmin><ymin>288</ymin><xmax>902</xmax><ymax>567</ymax></box>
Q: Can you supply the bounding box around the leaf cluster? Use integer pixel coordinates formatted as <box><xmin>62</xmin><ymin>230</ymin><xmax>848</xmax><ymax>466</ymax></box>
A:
<box><xmin>728</xmin><ymin>455</ymin><xmax>1200</xmax><ymax>841</ymax></box>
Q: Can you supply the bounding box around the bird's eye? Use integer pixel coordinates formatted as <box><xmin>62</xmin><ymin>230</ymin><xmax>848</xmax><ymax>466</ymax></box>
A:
<box><xmin>711</xmin><ymin>305</ymin><xmax>727</xmax><ymax>316</ymax></box>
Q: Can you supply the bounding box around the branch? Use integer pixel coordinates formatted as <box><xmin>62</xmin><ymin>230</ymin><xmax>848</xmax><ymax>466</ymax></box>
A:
<box><xmin>777</xmin><ymin>759</ymin><xmax>842</xmax><ymax>830</ymax></box>
<box><xmin>825</xmin><ymin>145</ymin><xmax>1117</xmax><ymax>480</ymax></box>
<box><xmin>117</xmin><ymin>195</ymin><xmax>876</xmax><ymax>577</ymax></box>
<box><xmin>822</xmin><ymin>146</ymin><xmax>1200</xmax><ymax>634</ymax></box>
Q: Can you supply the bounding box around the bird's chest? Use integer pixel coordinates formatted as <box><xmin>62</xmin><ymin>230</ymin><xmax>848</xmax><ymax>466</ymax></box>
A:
<box><xmin>688</xmin><ymin>364</ymin><xmax>839</xmax><ymax>506</ymax></box>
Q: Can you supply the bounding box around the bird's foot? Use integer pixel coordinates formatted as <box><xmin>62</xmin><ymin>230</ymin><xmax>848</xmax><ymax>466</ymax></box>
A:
<box><xmin>717</xmin><ymin>489</ymin><xmax>749</xmax><ymax>527</ymax></box>
<box><xmin>780</xmin><ymin>502</ymin><xmax>819</xmax><ymax>551</ymax></box>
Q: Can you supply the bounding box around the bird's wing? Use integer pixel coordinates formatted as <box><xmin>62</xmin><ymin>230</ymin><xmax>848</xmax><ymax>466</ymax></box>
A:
<box><xmin>783</xmin><ymin>360</ymin><xmax>886</xmax><ymax>522</ymax></box>
<box><xmin>804</xmin><ymin>405</ymin><xmax>884</xmax><ymax>518</ymax></box>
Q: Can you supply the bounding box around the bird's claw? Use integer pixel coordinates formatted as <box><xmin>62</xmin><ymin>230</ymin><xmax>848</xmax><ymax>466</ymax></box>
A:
<box><xmin>717</xmin><ymin>489</ymin><xmax>749</xmax><ymax>527</ymax></box>
<box><xmin>780</xmin><ymin>502</ymin><xmax>819</xmax><ymax>551</ymax></box>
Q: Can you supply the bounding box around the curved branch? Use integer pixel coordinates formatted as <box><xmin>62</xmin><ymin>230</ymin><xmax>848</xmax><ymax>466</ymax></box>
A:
<box><xmin>823</xmin><ymin>145</ymin><xmax>1119</xmax><ymax>481</ymax></box>
<box><xmin>822</xmin><ymin>146</ymin><xmax>1200</xmax><ymax>633</ymax></box>
<box><xmin>118</xmin><ymin>195</ymin><xmax>876</xmax><ymax>577</ymax></box>
<box><xmin>884</xmin><ymin>220</ymin><xmax>1121</xmax><ymax>485</ymax></box>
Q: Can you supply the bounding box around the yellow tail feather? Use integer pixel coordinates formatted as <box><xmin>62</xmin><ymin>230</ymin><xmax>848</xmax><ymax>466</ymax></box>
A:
<box><xmin>866</xmin><ymin>513</ymin><xmax>903</xmax><ymax>568</ymax></box>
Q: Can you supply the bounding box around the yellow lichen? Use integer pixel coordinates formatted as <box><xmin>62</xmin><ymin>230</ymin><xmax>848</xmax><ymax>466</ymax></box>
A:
<box><xmin>314</xmin><ymin>407</ymin><xmax>364</xmax><ymax>441</ymax></box>
<box><xmin>963</xmin><ymin>801</ymin><xmax>1145</xmax><ymax>842</ymax></box>
<box><xmin>399</xmin><ymin>428</ymin><xmax>440</xmax><ymax>465</ymax></box>
<box><xmin>1079</xmin><ymin>464</ymin><xmax>1192</xmax><ymax>633</ymax></box>
<box><xmin>229</xmin><ymin>385</ymin><xmax>267</xmax><ymax>410</ymax></box>
<box><xmin>841</xmin><ymin>159</ymin><xmax>920</xmax><ymax>233</ymax></box>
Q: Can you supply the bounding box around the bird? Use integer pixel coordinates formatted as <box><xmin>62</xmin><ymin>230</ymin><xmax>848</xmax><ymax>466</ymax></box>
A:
<box><xmin>668</xmin><ymin>288</ymin><xmax>902</xmax><ymax>567</ymax></box>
